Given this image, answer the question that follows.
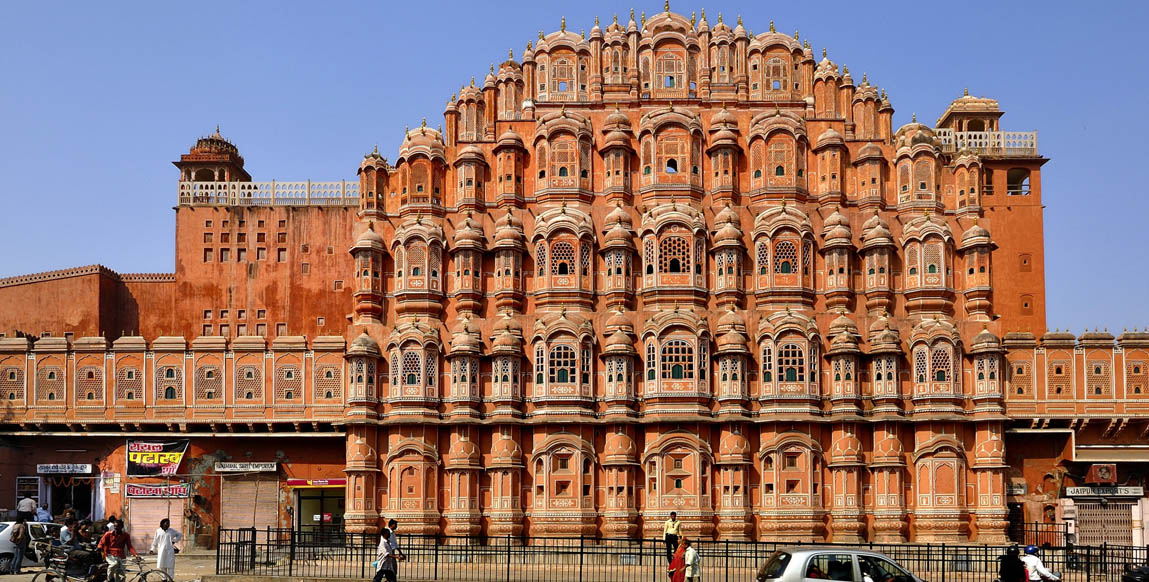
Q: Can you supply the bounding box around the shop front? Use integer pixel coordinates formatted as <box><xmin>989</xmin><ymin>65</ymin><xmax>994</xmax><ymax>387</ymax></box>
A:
<box><xmin>288</xmin><ymin>478</ymin><xmax>346</xmax><ymax>537</ymax></box>
<box><xmin>1063</xmin><ymin>485</ymin><xmax>1146</xmax><ymax>546</ymax></box>
<box><xmin>217</xmin><ymin>462</ymin><xmax>279</xmax><ymax>531</ymax></box>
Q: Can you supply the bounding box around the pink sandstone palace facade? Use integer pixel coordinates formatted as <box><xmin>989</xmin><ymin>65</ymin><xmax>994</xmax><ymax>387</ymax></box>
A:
<box><xmin>0</xmin><ymin>8</ymin><xmax>1143</xmax><ymax>548</ymax></box>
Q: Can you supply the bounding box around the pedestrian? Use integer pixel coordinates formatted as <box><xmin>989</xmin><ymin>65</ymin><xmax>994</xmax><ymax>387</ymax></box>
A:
<box><xmin>1021</xmin><ymin>545</ymin><xmax>1060</xmax><ymax>581</ymax></box>
<box><xmin>149</xmin><ymin>518</ymin><xmax>182</xmax><ymax>580</ymax></box>
<box><xmin>372</xmin><ymin>528</ymin><xmax>398</xmax><ymax>582</ymax></box>
<box><xmin>667</xmin><ymin>537</ymin><xmax>687</xmax><ymax>582</ymax></box>
<box><xmin>683</xmin><ymin>538</ymin><xmax>700</xmax><ymax>582</ymax></box>
<box><xmin>76</xmin><ymin>519</ymin><xmax>94</xmax><ymax>544</ymax></box>
<box><xmin>97</xmin><ymin>518</ymin><xmax>138</xmax><ymax>582</ymax></box>
<box><xmin>60</xmin><ymin>504</ymin><xmax>77</xmax><ymax>522</ymax></box>
<box><xmin>663</xmin><ymin>511</ymin><xmax>682</xmax><ymax>563</ymax></box>
<box><xmin>380</xmin><ymin>519</ymin><xmax>405</xmax><ymax>562</ymax></box>
<box><xmin>35</xmin><ymin>503</ymin><xmax>52</xmax><ymax>522</ymax></box>
<box><xmin>8</xmin><ymin>516</ymin><xmax>29</xmax><ymax>575</ymax></box>
<box><xmin>999</xmin><ymin>545</ymin><xmax>1027</xmax><ymax>582</ymax></box>
<box><xmin>15</xmin><ymin>495</ymin><xmax>36</xmax><ymax>522</ymax></box>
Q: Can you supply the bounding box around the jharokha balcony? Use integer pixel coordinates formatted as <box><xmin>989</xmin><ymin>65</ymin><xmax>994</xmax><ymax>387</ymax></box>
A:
<box><xmin>933</xmin><ymin>129</ymin><xmax>1039</xmax><ymax>157</ymax></box>
<box><xmin>178</xmin><ymin>180</ymin><xmax>360</xmax><ymax>206</ymax></box>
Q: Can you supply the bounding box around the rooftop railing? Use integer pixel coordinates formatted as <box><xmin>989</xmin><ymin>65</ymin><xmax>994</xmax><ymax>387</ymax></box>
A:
<box><xmin>178</xmin><ymin>181</ymin><xmax>359</xmax><ymax>207</ymax></box>
<box><xmin>935</xmin><ymin>129</ymin><xmax>1039</xmax><ymax>157</ymax></box>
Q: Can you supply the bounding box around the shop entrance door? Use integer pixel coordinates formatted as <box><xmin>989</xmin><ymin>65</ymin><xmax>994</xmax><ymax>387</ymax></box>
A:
<box><xmin>295</xmin><ymin>488</ymin><xmax>344</xmax><ymax>542</ymax></box>
<box><xmin>221</xmin><ymin>475</ymin><xmax>279</xmax><ymax>530</ymax></box>
<box><xmin>127</xmin><ymin>498</ymin><xmax>186</xmax><ymax>552</ymax></box>
<box><xmin>46</xmin><ymin>476</ymin><xmax>93</xmax><ymax>520</ymax></box>
<box><xmin>1076</xmin><ymin>500</ymin><xmax>1135</xmax><ymax>546</ymax></box>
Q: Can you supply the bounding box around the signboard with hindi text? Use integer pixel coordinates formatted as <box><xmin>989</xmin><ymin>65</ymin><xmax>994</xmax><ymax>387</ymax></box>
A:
<box><xmin>37</xmin><ymin>464</ymin><xmax>93</xmax><ymax>474</ymax></box>
<box><xmin>125</xmin><ymin>483</ymin><xmax>190</xmax><ymax>498</ymax></box>
<box><xmin>126</xmin><ymin>440</ymin><xmax>190</xmax><ymax>476</ymax></box>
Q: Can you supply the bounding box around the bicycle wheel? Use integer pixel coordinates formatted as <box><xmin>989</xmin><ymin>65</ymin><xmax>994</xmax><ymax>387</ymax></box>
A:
<box><xmin>32</xmin><ymin>571</ymin><xmax>60</xmax><ymax>582</ymax></box>
<box><xmin>134</xmin><ymin>568</ymin><xmax>173</xmax><ymax>582</ymax></box>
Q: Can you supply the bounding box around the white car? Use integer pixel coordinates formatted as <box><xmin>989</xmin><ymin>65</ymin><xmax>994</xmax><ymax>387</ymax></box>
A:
<box><xmin>756</xmin><ymin>547</ymin><xmax>927</xmax><ymax>582</ymax></box>
<box><xmin>0</xmin><ymin>522</ymin><xmax>64</xmax><ymax>573</ymax></box>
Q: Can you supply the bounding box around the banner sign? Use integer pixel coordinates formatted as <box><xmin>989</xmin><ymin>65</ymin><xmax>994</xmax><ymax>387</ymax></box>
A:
<box><xmin>1065</xmin><ymin>486</ymin><xmax>1144</xmax><ymax>497</ymax></box>
<box><xmin>215</xmin><ymin>462</ymin><xmax>278</xmax><ymax>473</ymax></box>
<box><xmin>37</xmin><ymin>464</ymin><xmax>93</xmax><ymax>474</ymax></box>
<box><xmin>125</xmin><ymin>483</ymin><xmax>189</xmax><ymax>498</ymax></box>
<box><xmin>126</xmin><ymin>440</ymin><xmax>190</xmax><ymax>476</ymax></box>
<box><xmin>286</xmin><ymin>478</ymin><xmax>346</xmax><ymax>486</ymax></box>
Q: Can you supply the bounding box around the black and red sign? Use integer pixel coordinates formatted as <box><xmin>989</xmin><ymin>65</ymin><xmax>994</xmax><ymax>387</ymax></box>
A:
<box><xmin>126</xmin><ymin>440</ymin><xmax>190</xmax><ymax>476</ymax></box>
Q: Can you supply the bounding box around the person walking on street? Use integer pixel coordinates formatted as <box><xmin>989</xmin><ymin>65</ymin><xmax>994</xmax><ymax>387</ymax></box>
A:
<box><xmin>15</xmin><ymin>495</ymin><xmax>36</xmax><ymax>522</ymax></box>
<box><xmin>381</xmin><ymin>519</ymin><xmax>406</xmax><ymax>561</ymax></box>
<box><xmin>667</xmin><ymin>537</ymin><xmax>688</xmax><ymax>582</ymax></box>
<box><xmin>8</xmin><ymin>516</ymin><xmax>29</xmax><ymax>575</ymax></box>
<box><xmin>1021</xmin><ymin>545</ymin><xmax>1060</xmax><ymax>581</ymax></box>
<box><xmin>97</xmin><ymin>518</ymin><xmax>138</xmax><ymax>582</ymax></box>
<box><xmin>372</xmin><ymin>528</ymin><xmax>402</xmax><ymax>582</ymax></box>
<box><xmin>683</xmin><ymin>538</ymin><xmax>701</xmax><ymax>582</ymax></box>
<box><xmin>149</xmin><ymin>518</ymin><xmax>182</xmax><ymax>579</ymax></box>
<box><xmin>663</xmin><ymin>512</ymin><xmax>682</xmax><ymax>564</ymax></box>
<box><xmin>35</xmin><ymin>504</ymin><xmax>52</xmax><ymax>522</ymax></box>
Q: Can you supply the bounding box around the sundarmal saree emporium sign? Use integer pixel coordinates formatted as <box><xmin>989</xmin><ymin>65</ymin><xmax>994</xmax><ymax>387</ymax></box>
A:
<box><xmin>126</xmin><ymin>440</ymin><xmax>189</xmax><ymax>476</ymax></box>
<box><xmin>214</xmin><ymin>462</ymin><xmax>278</xmax><ymax>473</ymax></box>
<box><xmin>1065</xmin><ymin>486</ymin><xmax>1145</xmax><ymax>497</ymax></box>
<box><xmin>125</xmin><ymin>483</ymin><xmax>189</xmax><ymax>498</ymax></box>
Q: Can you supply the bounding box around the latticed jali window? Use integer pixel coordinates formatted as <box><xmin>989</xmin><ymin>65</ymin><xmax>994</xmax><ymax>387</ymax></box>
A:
<box><xmin>0</xmin><ymin>367</ymin><xmax>24</xmax><ymax>401</ymax></box>
<box><xmin>924</xmin><ymin>243</ymin><xmax>943</xmax><ymax>276</ymax></box>
<box><xmin>761</xmin><ymin>345</ymin><xmax>773</xmax><ymax>382</ymax></box>
<box><xmin>1128</xmin><ymin>361</ymin><xmax>1148</xmax><ymax>395</ymax></box>
<box><xmin>276</xmin><ymin>364</ymin><xmax>302</xmax><ymax>400</ymax></box>
<box><xmin>659</xmin><ymin>236</ymin><xmax>690</xmax><ymax>273</ymax></box>
<box><xmin>154</xmin><ymin>365</ymin><xmax>183</xmax><ymax>402</ymax></box>
<box><xmin>402</xmin><ymin>352</ymin><xmax>422</xmax><ymax>386</ymax></box>
<box><xmin>76</xmin><ymin>366</ymin><xmax>103</xmax><ymax>402</ymax></box>
<box><xmin>36</xmin><ymin>366</ymin><xmax>64</xmax><ymax>403</ymax></box>
<box><xmin>756</xmin><ymin>242</ymin><xmax>769</xmax><ymax>275</ymax></box>
<box><xmin>1087</xmin><ymin>360</ymin><xmax>1112</xmax><ymax>396</ymax></box>
<box><xmin>1011</xmin><ymin>361</ymin><xmax>1033</xmax><ymax>396</ymax></box>
<box><xmin>551</xmin><ymin>242</ymin><xmax>575</xmax><ymax>276</ymax></box>
<box><xmin>931</xmin><ymin>346</ymin><xmax>952</xmax><ymax>382</ymax></box>
<box><xmin>549</xmin><ymin>345</ymin><xmax>577</xmax><ymax>384</ymax></box>
<box><xmin>193</xmin><ymin>365</ymin><xmax>222</xmax><ymax>401</ymax></box>
<box><xmin>236</xmin><ymin>365</ymin><xmax>263</xmax><ymax>401</ymax></box>
<box><xmin>774</xmin><ymin>241</ymin><xmax>798</xmax><ymax>273</ymax></box>
<box><xmin>660</xmin><ymin>339</ymin><xmax>695</xmax><ymax>380</ymax></box>
<box><xmin>314</xmin><ymin>364</ymin><xmax>342</xmax><ymax>400</ymax></box>
<box><xmin>115</xmin><ymin>366</ymin><xmax>142</xmax><ymax>402</ymax></box>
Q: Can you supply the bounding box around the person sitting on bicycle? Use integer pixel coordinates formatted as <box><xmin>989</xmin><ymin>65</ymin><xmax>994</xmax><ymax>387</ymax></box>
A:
<box><xmin>97</xmin><ymin>518</ymin><xmax>138</xmax><ymax>582</ymax></box>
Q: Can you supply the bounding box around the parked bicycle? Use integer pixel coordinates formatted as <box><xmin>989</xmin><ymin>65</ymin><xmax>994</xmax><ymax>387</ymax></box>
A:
<box><xmin>32</xmin><ymin>551</ymin><xmax>172</xmax><ymax>582</ymax></box>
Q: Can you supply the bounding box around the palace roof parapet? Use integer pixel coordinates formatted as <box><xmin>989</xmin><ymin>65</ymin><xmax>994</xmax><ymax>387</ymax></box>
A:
<box><xmin>177</xmin><ymin>180</ymin><xmax>359</xmax><ymax>207</ymax></box>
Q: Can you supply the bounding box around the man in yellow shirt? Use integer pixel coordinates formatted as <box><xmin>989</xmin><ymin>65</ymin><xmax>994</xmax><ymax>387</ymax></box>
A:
<box><xmin>663</xmin><ymin>511</ymin><xmax>682</xmax><ymax>563</ymax></box>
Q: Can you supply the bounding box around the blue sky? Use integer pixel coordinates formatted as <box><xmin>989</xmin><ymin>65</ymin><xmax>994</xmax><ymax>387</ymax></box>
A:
<box><xmin>1</xmin><ymin>0</ymin><xmax>1145</xmax><ymax>332</ymax></box>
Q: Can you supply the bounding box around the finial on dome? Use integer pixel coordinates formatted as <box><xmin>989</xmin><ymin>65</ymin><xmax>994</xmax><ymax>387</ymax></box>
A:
<box><xmin>595</xmin><ymin>15</ymin><xmax>599</xmax><ymax>26</ymax></box>
<box><xmin>804</xmin><ymin>39</ymin><xmax>810</xmax><ymax>49</ymax></box>
<box><xmin>717</xmin><ymin>12</ymin><xmax>722</xmax><ymax>23</ymax></box>
<box><xmin>560</xmin><ymin>104</ymin><xmax>566</xmax><ymax>117</ymax></box>
<box><xmin>912</xmin><ymin>112</ymin><xmax>917</xmax><ymax>123</ymax></box>
<box><xmin>701</xmin><ymin>8</ymin><xmax>706</xmax><ymax>20</ymax></box>
<box><xmin>641</xmin><ymin>11</ymin><xmax>646</xmax><ymax>26</ymax></box>
<box><xmin>490</xmin><ymin>63</ymin><xmax>494</xmax><ymax>74</ymax></box>
<box><xmin>580</xmin><ymin>29</ymin><xmax>585</xmax><ymax>39</ymax></box>
<box><xmin>421</xmin><ymin>117</ymin><xmax>427</xmax><ymax>128</ymax></box>
<box><xmin>691</xmin><ymin>11</ymin><xmax>695</xmax><ymax>26</ymax></box>
<box><xmin>470</xmin><ymin>76</ymin><xmax>475</xmax><ymax>87</ymax></box>
<box><xmin>630</xmin><ymin>8</ymin><xmax>635</xmax><ymax>21</ymax></box>
<box><xmin>214</xmin><ymin>124</ymin><xmax>221</xmax><ymax>136</ymax></box>
<box><xmin>822</xmin><ymin>47</ymin><xmax>827</xmax><ymax>58</ymax></box>
<box><xmin>964</xmin><ymin>87</ymin><xmax>969</xmax><ymax>96</ymax></box>
<box><xmin>527</xmin><ymin>40</ymin><xmax>533</xmax><ymax>50</ymax></box>
<box><xmin>538</xmin><ymin>30</ymin><xmax>544</xmax><ymax>40</ymax></box>
<box><xmin>668</xmin><ymin>100</ymin><xmax>674</xmax><ymax>111</ymax></box>
<box><xmin>613</xmin><ymin>13</ymin><xmax>618</xmax><ymax>24</ymax></box>
<box><xmin>737</xmin><ymin>14</ymin><xmax>742</xmax><ymax>25</ymax></box>
<box><xmin>664</xmin><ymin>0</ymin><xmax>670</xmax><ymax>13</ymax></box>
<box><xmin>794</xmin><ymin>29</ymin><xmax>799</xmax><ymax>40</ymax></box>
<box><xmin>769</xmin><ymin>20</ymin><xmax>775</xmax><ymax>32</ymax></box>
<box><xmin>881</xmin><ymin>88</ymin><xmax>887</xmax><ymax>99</ymax></box>
<box><xmin>373</xmin><ymin>144</ymin><xmax>378</xmax><ymax>155</ymax></box>
<box><xmin>862</xmin><ymin>72</ymin><xmax>868</xmax><ymax>84</ymax></box>
<box><xmin>509</xmin><ymin>48</ymin><xmax>514</xmax><ymax>59</ymax></box>
<box><xmin>561</xmin><ymin>16</ymin><xmax>566</xmax><ymax>32</ymax></box>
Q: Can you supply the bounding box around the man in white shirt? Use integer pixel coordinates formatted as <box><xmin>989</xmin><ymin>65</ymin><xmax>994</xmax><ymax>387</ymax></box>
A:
<box><xmin>683</xmin><ymin>538</ymin><xmax>701</xmax><ymax>582</ymax></box>
<box><xmin>149</xmin><ymin>518</ymin><xmax>183</xmax><ymax>579</ymax></box>
<box><xmin>372</xmin><ymin>528</ymin><xmax>397</xmax><ymax>582</ymax></box>
<box><xmin>16</xmin><ymin>496</ymin><xmax>36</xmax><ymax>522</ymax></box>
<box><xmin>1021</xmin><ymin>546</ymin><xmax>1059</xmax><ymax>581</ymax></box>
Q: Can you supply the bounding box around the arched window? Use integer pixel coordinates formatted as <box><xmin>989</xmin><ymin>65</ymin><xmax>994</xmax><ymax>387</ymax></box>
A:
<box><xmin>549</xmin><ymin>345</ymin><xmax>577</xmax><ymax>384</ymax></box>
<box><xmin>775</xmin><ymin>165</ymin><xmax>785</xmax><ymax>176</ymax></box>
<box><xmin>644</xmin><ymin>238</ymin><xmax>655</xmax><ymax>275</ymax></box>
<box><xmin>551</xmin><ymin>242</ymin><xmax>575</xmax><ymax>276</ymax></box>
<box><xmin>646</xmin><ymin>342</ymin><xmax>656</xmax><ymax>380</ymax></box>
<box><xmin>164</xmin><ymin>386</ymin><xmax>176</xmax><ymax>399</ymax></box>
<box><xmin>659</xmin><ymin>236</ymin><xmax>690</xmax><ymax>274</ymax></box>
<box><xmin>660</xmin><ymin>339</ymin><xmax>695</xmax><ymax>379</ymax></box>
<box><xmin>536</xmin><ymin>243</ymin><xmax>547</xmax><ymax>277</ymax></box>
<box><xmin>931</xmin><ymin>345</ymin><xmax>951</xmax><ymax>382</ymax></box>
<box><xmin>403</xmin><ymin>351</ymin><xmax>421</xmax><ymax>385</ymax></box>
<box><xmin>774</xmin><ymin>241</ymin><xmax>797</xmax><ymax>274</ymax></box>
<box><xmin>165</xmin><ymin>368</ymin><xmax>175</xmax><ymax>379</ymax></box>
<box><xmin>778</xmin><ymin>343</ymin><xmax>805</xmax><ymax>382</ymax></box>
<box><xmin>666</xmin><ymin>158</ymin><xmax>678</xmax><ymax>173</ymax></box>
<box><xmin>762</xmin><ymin>345</ymin><xmax>773</xmax><ymax>382</ymax></box>
<box><xmin>914</xmin><ymin>346</ymin><xmax>928</xmax><ymax>383</ymax></box>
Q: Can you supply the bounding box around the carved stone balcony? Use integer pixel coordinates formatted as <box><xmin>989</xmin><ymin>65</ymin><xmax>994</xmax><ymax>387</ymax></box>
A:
<box><xmin>178</xmin><ymin>180</ymin><xmax>359</xmax><ymax>206</ymax></box>
<box><xmin>934</xmin><ymin>129</ymin><xmax>1038</xmax><ymax>157</ymax></box>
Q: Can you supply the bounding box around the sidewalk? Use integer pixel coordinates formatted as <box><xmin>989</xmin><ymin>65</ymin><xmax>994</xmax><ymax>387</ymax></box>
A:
<box><xmin>6</xmin><ymin>551</ymin><xmax>217</xmax><ymax>582</ymax></box>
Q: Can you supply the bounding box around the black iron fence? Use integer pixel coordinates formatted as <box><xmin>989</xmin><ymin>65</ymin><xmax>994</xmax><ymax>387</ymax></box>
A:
<box><xmin>216</xmin><ymin>527</ymin><xmax>1149</xmax><ymax>582</ymax></box>
<box><xmin>1008</xmin><ymin>521</ymin><xmax>1070</xmax><ymax>547</ymax></box>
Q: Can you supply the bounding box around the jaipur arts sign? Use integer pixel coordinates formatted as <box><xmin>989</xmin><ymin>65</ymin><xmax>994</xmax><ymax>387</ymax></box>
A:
<box><xmin>1065</xmin><ymin>486</ymin><xmax>1145</xmax><ymax>497</ymax></box>
<box><xmin>126</xmin><ymin>440</ymin><xmax>190</xmax><ymax>476</ymax></box>
<box><xmin>125</xmin><ymin>483</ymin><xmax>190</xmax><ymax>498</ymax></box>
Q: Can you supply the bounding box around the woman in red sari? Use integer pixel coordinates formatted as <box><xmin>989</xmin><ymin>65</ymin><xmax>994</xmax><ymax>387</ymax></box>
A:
<box><xmin>667</xmin><ymin>537</ymin><xmax>688</xmax><ymax>582</ymax></box>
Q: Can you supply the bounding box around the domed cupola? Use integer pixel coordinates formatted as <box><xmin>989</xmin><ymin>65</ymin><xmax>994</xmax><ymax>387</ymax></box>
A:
<box><xmin>717</xmin><ymin>431</ymin><xmax>752</xmax><ymax>465</ymax></box>
<box><xmin>821</xmin><ymin>208</ymin><xmax>852</xmax><ymax>249</ymax></box>
<box><xmin>446</xmin><ymin>435</ymin><xmax>481</xmax><ymax>470</ymax></box>
<box><xmin>604</xmin><ymin>430</ymin><xmax>638</xmax><ymax>465</ymax></box>
<box><xmin>175</xmin><ymin>126</ymin><xmax>252</xmax><ymax>185</ymax></box>
<box><xmin>350</xmin><ymin>222</ymin><xmax>387</xmax><ymax>324</ymax></box>
<box><xmin>821</xmin><ymin>207</ymin><xmax>854</xmax><ymax>310</ymax></box>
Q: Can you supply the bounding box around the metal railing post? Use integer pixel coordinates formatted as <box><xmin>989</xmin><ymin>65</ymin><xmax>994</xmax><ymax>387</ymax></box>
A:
<box><xmin>215</xmin><ymin>527</ymin><xmax>221</xmax><ymax>574</ymax></box>
<box><xmin>288</xmin><ymin>527</ymin><xmax>295</xmax><ymax>577</ymax></box>
<box><xmin>725</xmin><ymin>539</ymin><xmax>730</xmax><ymax>582</ymax></box>
<box><xmin>506</xmin><ymin>535</ymin><xmax>512</xmax><ymax>582</ymax></box>
<box><xmin>434</xmin><ymin>534</ymin><xmax>439</xmax><ymax>581</ymax></box>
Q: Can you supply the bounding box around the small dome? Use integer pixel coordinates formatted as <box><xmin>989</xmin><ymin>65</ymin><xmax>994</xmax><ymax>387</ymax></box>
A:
<box><xmin>605</xmin><ymin>203</ymin><xmax>633</xmax><ymax>227</ymax></box>
<box><xmin>714</xmin><ymin>204</ymin><xmax>741</xmax><ymax>227</ymax></box>
<box><xmin>606</xmin><ymin>307</ymin><xmax>632</xmax><ymax>331</ymax></box>
<box><xmin>716</xmin><ymin>329</ymin><xmax>749</xmax><ymax>351</ymax></box>
<box><xmin>604</xmin><ymin>329</ymin><xmax>636</xmax><ymax>355</ymax></box>
<box><xmin>856</xmin><ymin>143</ymin><xmax>884</xmax><ymax>162</ymax></box>
<box><xmin>492</xmin><ymin>325</ymin><xmax>522</xmax><ymax>352</ymax></box>
<box><xmin>348</xmin><ymin>332</ymin><xmax>381</xmax><ymax>358</ymax></box>
<box><xmin>709</xmin><ymin>127</ymin><xmax>739</xmax><ymax>147</ymax></box>
<box><xmin>449</xmin><ymin>319</ymin><xmax>481</xmax><ymax>354</ymax></box>
<box><xmin>969</xmin><ymin>327</ymin><xmax>1002</xmax><ymax>354</ymax></box>
<box><xmin>605</xmin><ymin>106</ymin><xmax>631</xmax><ymax>129</ymax></box>
<box><xmin>453</xmin><ymin>215</ymin><xmax>486</xmax><ymax>249</ymax></box>
<box><xmin>189</xmin><ymin>127</ymin><xmax>242</xmax><ymax>159</ymax></box>
<box><xmin>711</xmin><ymin>105</ymin><xmax>737</xmax><ymax>128</ymax></box>
<box><xmin>455</xmin><ymin>144</ymin><xmax>486</xmax><ymax>165</ymax></box>
<box><xmin>351</xmin><ymin>224</ymin><xmax>386</xmax><ymax>252</ymax></box>
<box><xmin>718</xmin><ymin>306</ymin><xmax>743</xmax><ymax>328</ymax></box>
<box><xmin>960</xmin><ymin>222</ymin><xmax>992</xmax><ymax>250</ymax></box>
<box><xmin>822</xmin><ymin>209</ymin><xmax>852</xmax><ymax>247</ymax></box>
<box><xmin>604</xmin><ymin>431</ymin><xmax>637</xmax><ymax>465</ymax></box>
<box><xmin>491</xmin><ymin>434</ymin><xmax>523</xmax><ymax>467</ymax></box>
<box><xmin>604</xmin><ymin>222</ymin><xmax>635</xmax><ymax>247</ymax></box>
<box><xmin>815</xmin><ymin>127</ymin><xmax>845</xmax><ymax>149</ymax></box>
<box><xmin>495</xmin><ymin>129</ymin><xmax>525</xmax><ymax>151</ymax></box>
<box><xmin>718</xmin><ymin>432</ymin><xmax>752</xmax><ymax>464</ymax></box>
<box><xmin>830</xmin><ymin>432</ymin><xmax>864</xmax><ymax>463</ymax></box>
<box><xmin>714</xmin><ymin>220</ymin><xmax>743</xmax><ymax>245</ymax></box>
<box><xmin>448</xmin><ymin>436</ymin><xmax>481</xmax><ymax>468</ymax></box>
<box><xmin>493</xmin><ymin>213</ymin><xmax>525</xmax><ymax>248</ymax></box>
